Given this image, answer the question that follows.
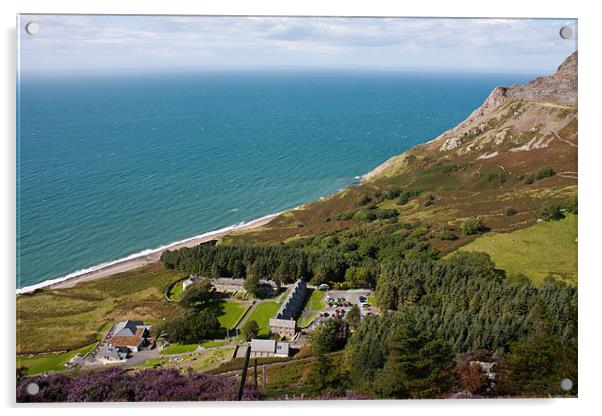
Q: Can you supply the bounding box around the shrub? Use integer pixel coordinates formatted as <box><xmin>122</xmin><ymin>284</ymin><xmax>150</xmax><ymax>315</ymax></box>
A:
<box><xmin>358</xmin><ymin>194</ymin><xmax>372</xmax><ymax>206</ymax></box>
<box><xmin>505</xmin><ymin>207</ymin><xmax>518</xmax><ymax>216</ymax></box>
<box><xmin>486</xmin><ymin>169</ymin><xmax>508</xmax><ymax>185</ymax></box>
<box><xmin>539</xmin><ymin>203</ymin><xmax>564</xmax><ymax>221</ymax></box>
<box><xmin>563</xmin><ymin>196</ymin><xmax>578</xmax><ymax>214</ymax></box>
<box><xmin>424</xmin><ymin>194</ymin><xmax>435</xmax><ymax>207</ymax></box>
<box><xmin>397</xmin><ymin>190</ymin><xmax>418</xmax><ymax>206</ymax></box>
<box><xmin>461</xmin><ymin>217</ymin><xmax>486</xmax><ymax>235</ymax></box>
<box><xmin>241</xmin><ymin>320</ymin><xmax>259</xmax><ymax>341</ymax></box>
<box><xmin>523</xmin><ymin>176</ymin><xmax>534</xmax><ymax>185</ymax></box>
<box><xmin>375</xmin><ymin>209</ymin><xmax>399</xmax><ymax>220</ymax></box>
<box><xmin>535</xmin><ymin>167</ymin><xmax>556</xmax><ymax>180</ymax></box>
<box><xmin>353</xmin><ymin>209</ymin><xmax>377</xmax><ymax>222</ymax></box>
<box><xmin>436</xmin><ymin>225</ymin><xmax>457</xmax><ymax>241</ymax></box>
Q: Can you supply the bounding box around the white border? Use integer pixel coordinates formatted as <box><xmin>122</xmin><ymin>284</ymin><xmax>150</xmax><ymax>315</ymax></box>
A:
<box><xmin>2</xmin><ymin>0</ymin><xmax>601</xmax><ymax>415</ymax></box>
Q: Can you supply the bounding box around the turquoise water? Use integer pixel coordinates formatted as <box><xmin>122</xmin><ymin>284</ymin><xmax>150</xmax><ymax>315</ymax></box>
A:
<box><xmin>17</xmin><ymin>71</ymin><xmax>532</xmax><ymax>289</ymax></box>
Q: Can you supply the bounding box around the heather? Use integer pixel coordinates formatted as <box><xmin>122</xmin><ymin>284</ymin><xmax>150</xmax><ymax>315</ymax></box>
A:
<box><xmin>17</xmin><ymin>368</ymin><xmax>260</xmax><ymax>402</ymax></box>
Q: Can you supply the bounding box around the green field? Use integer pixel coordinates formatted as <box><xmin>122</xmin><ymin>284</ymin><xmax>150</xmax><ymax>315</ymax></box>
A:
<box><xmin>307</xmin><ymin>289</ymin><xmax>326</xmax><ymax>310</ymax></box>
<box><xmin>297</xmin><ymin>313</ymin><xmax>318</xmax><ymax>328</ymax></box>
<box><xmin>459</xmin><ymin>214</ymin><xmax>577</xmax><ymax>286</ymax></box>
<box><xmin>141</xmin><ymin>348</ymin><xmax>234</xmax><ymax>371</ymax></box>
<box><xmin>246</xmin><ymin>301</ymin><xmax>280</xmax><ymax>335</ymax></box>
<box><xmin>200</xmin><ymin>340</ymin><xmax>226</xmax><ymax>348</ymax></box>
<box><xmin>167</xmin><ymin>281</ymin><xmax>185</xmax><ymax>301</ymax></box>
<box><xmin>160</xmin><ymin>343</ymin><xmax>199</xmax><ymax>355</ymax></box>
<box><xmin>16</xmin><ymin>263</ymin><xmax>184</xmax><ymax>354</ymax></box>
<box><xmin>216</xmin><ymin>301</ymin><xmax>248</xmax><ymax>330</ymax></box>
<box><xmin>17</xmin><ymin>343</ymin><xmax>96</xmax><ymax>375</ymax></box>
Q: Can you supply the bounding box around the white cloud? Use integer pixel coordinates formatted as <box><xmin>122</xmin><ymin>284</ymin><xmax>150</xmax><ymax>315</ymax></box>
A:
<box><xmin>18</xmin><ymin>15</ymin><xmax>577</xmax><ymax>73</ymax></box>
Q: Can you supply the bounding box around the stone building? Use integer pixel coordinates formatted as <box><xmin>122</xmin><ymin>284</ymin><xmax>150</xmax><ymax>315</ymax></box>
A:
<box><xmin>269</xmin><ymin>279</ymin><xmax>307</xmax><ymax>338</ymax></box>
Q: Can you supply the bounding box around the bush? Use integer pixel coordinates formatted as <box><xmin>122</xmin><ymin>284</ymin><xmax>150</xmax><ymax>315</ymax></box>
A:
<box><xmin>539</xmin><ymin>203</ymin><xmax>564</xmax><ymax>221</ymax></box>
<box><xmin>486</xmin><ymin>169</ymin><xmax>508</xmax><ymax>185</ymax></box>
<box><xmin>375</xmin><ymin>209</ymin><xmax>399</xmax><ymax>221</ymax></box>
<box><xmin>535</xmin><ymin>167</ymin><xmax>556</xmax><ymax>180</ymax></box>
<box><xmin>240</xmin><ymin>320</ymin><xmax>259</xmax><ymax>341</ymax></box>
<box><xmin>505</xmin><ymin>207</ymin><xmax>518</xmax><ymax>216</ymax></box>
<box><xmin>563</xmin><ymin>196</ymin><xmax>578</xmax><ymax>214</ymax></box>
<box><xmin>397</xmin><ymin>191</ymin><xmax>417</xmax><ymax>206</ymax></box>
<box><xmin>353</xmin><ymin>209</ymin><xmax>377</xmax><ymax>222</ymax></box>
<box><xmin>358</xmin><ymin>194</ymin><xmax>372</xmax><ymax>206</ymax></box>
<box><xmin>523</xmin><ymin>176</ymin><xmax>534</xmax><ymax>185</ymax></box>
<box><xmin>435</xmin><ymin>224</ymin><xmax>457</xmax><ymax>241</ymax></box>
<box><xmin>424</xmin><ymin>194</ymin><xmax>435</xmax><ymax>207</ymax></box>
<box><xmin>460</xmin><ymin>217</ymin><xmax>486</xmax><ymax>235</ymax></box>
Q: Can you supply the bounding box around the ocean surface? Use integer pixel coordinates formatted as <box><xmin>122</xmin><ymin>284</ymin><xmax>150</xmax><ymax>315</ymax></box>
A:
<box><xmin>17</xmin><ymin>70</ymin><xmax>533</xmax><ymax>289</ymax></box>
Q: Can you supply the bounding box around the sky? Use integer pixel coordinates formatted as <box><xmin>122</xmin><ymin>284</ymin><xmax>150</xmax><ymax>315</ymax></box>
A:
<box><xmin>18</xmin><ymin>15</ymin><xmax>577</xmax><ymax>75</ymax></box>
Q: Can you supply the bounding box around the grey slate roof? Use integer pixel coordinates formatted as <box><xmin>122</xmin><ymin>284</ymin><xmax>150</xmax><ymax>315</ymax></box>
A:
<box><xmin>251</xmin><ymin>339</ymin><xmax>276</xmax><ymax>353</ymax></box>
<box><xmin>113</xmin><ymin>320</ymin><xmax>144</xmax><ymax>337</ymax></box>
<box><xmin>275</xmin><ymin>280</ymin><xmax>307</xmax><ymax>320</ymax></box>
<box><xmin>249</xmin><ymin>339</ymin><xmax>290</xmax><ymax>356</ymax></box>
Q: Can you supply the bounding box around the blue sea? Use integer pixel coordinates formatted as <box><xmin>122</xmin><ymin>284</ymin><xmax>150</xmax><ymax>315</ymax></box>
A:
<box><xmin>17</xmin><ymin>70</ymin><xmax>533</xmax><ymax>290</ymax></box>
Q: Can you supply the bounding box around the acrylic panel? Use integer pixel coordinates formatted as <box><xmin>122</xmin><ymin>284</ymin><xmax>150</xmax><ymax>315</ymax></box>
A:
<box><xmin>16</xmin><ymin>15</ymin><xmax>578</xmax><ymax>402</ymax></box>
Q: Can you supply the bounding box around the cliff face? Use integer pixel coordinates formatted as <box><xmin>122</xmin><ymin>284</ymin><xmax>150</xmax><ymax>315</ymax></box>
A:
<box><xmin>363</xmin><ymin>52</ymin><xmax>577</xmax><ymax>181</ymax></box>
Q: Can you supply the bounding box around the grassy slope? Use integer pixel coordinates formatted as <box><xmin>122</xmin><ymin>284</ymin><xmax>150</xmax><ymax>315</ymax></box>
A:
<box><xmin>160</xmin><ymin>343</ymin><xmax>199</xmax><ymax>355</ymax></box>
<box><xmin>246</xmin><ymin>301</ymin><xmax>280</xmax><ymax>335</ymax></box>
<box><xmin>17</xmin><ymin>343</ymin><xmax>97</xmax><ymax>375</ymax></box>
<box><xmin>141</xmin><ymin>348</ymin><xmax>234</xmax><ymax>371</ymax></box>
<box><xmin>224</xmin><ymin>101</ymin><xmax>577</xmax><ymax>254</ymax></box>
<box><xmin>17</xmin><ymin>263</ymin><xmax>183</xmax><ymax>354</ymax></box>
<box><xmin>460</xmin><ymin>214</ymin><xmax>577</xmax><ymax>286</ymax></box>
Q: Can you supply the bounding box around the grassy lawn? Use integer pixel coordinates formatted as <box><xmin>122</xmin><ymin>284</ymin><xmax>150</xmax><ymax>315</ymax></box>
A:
<box><xmin>17</xmin><ymin>343</ymin><xmax>96</xmax><ymax>375</ymax></box>
<box><xmin>160</xmin><ymin>343</ymin><xmax>199</xmax><ymax>355</ymax></box>
<box><xmin>297</xmin><ymin>313</ymin><xmax>318</xmax><ymax>328</ymax></box>
<box><xmin>246</xmin><ymin>301</ymin><xmax>280</xmax><ymax>336</ymax></box>
<box><xmin>459</xmin><ymin>214</ymin><xmax>577</xmax><ymax>286</ymax></box>
<box><xmin>217</xmin><ymin>301</ymin><xmax>248</xmax><ymax>330</ymax></box>
<box><xmin>200</xmin><ymin>340</ymin><xmax>226</xmax><ymax>348</ymax></box>
<box><xmin>16</xmin><ymin>263</ymin><xmax>184</xmax><ymax>354</ymax></box>
<box><xmin>307</xmin><ymin>289</ymin><xmax>326</xmax><ymax>310</ymax></box>
<box><xmin>141</xmin><ymin>348</ymin><xmax>234</xmax><ymax>372</ymax></box>
<box><xmin>167</xmin><ymin>281</ymin><xmax>185</xmax><ymax>301</ymax></box>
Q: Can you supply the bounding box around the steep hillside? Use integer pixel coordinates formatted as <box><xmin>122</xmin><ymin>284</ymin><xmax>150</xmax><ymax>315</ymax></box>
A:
<box><xmin>224</xmin><ymin>52</ymin><xmax>577</xmax><ymax>283</ymax></box>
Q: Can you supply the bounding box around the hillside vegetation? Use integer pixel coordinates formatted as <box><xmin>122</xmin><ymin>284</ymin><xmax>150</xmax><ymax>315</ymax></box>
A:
<box><xmin>460</xmin><ymin>213</ymin><xmax>577</xmax><ymax>286</ymax></box>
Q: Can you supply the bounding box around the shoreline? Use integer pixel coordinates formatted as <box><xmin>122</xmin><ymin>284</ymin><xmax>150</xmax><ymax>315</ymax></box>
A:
<box><xmin>16</xmin><ymin>170</ymin><xmax>373</xmax><ymax>295</ymax></box>
<box><xmin>16</xmin><ymin>212</ymin><xmax>280</xmax><ymax>294</ymax></box>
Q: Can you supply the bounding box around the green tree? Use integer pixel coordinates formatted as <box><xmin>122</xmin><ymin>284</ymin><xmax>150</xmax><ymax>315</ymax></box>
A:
<box><xmin>165</xmin><ymin>309</ymin><xmax>220</xmax><ymax>344</ymax></box>
<box><xmin>312</xmin><ymin>317</ymin><xmax>349</xmax><ymax>355</ymax></box>
<box><xmin>180</xmin><ymin>278</ymin><xmax>213</xmax><ymax>309</ymax></box>
<box><xmin>539</xmin><ymin>203</ymin><xmax>564</xmax><ymax>221</ymax></box>
<box><xmin>446</xmin><ymin>251</ymin><xmax>495</xmax><ymax>272</ymax></box>
<box><xmin>497</xmin><ymin>302</ymin><xmax>577</xmax><ymax>397</ymax></box>
<box><xmin>372</xmin><ymin>311</ymin><xmax>455</xmax><ymax>399</ymax></box>
<box><xmin>240</xmin><ymin>320</ymin><xmax>259</xmax><ymax>341</ymax></box>
<box><xmin>460</xmin><ymin>217</ymin><xmax>486</xmax><ymax>235</ymax></box>
<box><xmin>535</xmin><ymin>167</ymin><xmax>556</xmax><ymax>180</ymax></box>
<box><xmin>345</xmin><ymin>305</ymin><xmax>362</xmax><ymax>330</ymax></box>
<box><xmin>244</xmin><ymin>273</ymin><xmax>260</xmax><ymax>297</ymax></box>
